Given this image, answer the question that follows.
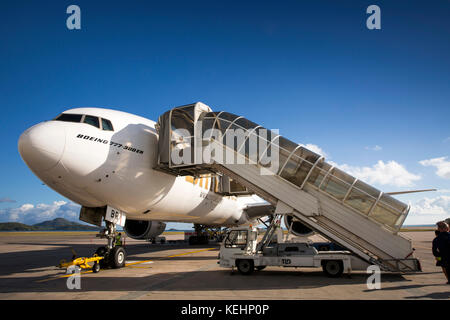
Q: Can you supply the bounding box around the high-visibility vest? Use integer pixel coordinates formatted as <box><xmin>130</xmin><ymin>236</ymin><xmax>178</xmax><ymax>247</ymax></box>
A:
<box><xmin>115</xmin><ymin>235</ymin><xmax>122</xmax><ymax>246</ymax></box>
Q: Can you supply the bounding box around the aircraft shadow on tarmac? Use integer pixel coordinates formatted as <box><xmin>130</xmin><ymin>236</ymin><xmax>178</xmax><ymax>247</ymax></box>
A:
<box><xmin>363</xmin><ymin>282</ymin><xmax>450</xmax><ymax>297</ymax></box>
<box><xmin>406</xmin><ymin>291</ymin><xmax>450</xmax><ymax>299</ymax></box>
<box><xmin>0</xmin><ymin>242</ymin><xmax>218</xmax><ymax>277</ymax></box>
<box><xmin>2</xmin><ymin>242</ymin><xmax>448</xmax><ymax>299</ymax></box>
<box><xmin>0</xmin><ymin>268</ymin><xmax>421</xmax><ymax>297</ymax></box>
<box><xmin>0</xmin><ymin>269</ymin><xmax>401</xmax><ymax>290</ymax></box>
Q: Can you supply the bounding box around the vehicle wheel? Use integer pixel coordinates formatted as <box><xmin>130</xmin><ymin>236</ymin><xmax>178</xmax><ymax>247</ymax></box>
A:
<box><xmin>110</xmin><ymin>246</ymin><xmax>126</xmax><ymax>269</ymax></box>
<box><xmin>95</xmin><ymin>246</ymin><xmax>108</xmax><ymax>268</ymax></box>
<box><xmin>93</xmin><ymin>262</ymin><xmax>100</xmax><ymax>273</ymax></box>
<box><xmin>189</xmin><ymin>236</ymin><xmax>198</xmax><ymax>245</ymax></box>
<box><xmin>322</xmin><ymin>260</ymin><xmax>343</xmax><ymax>278</ymax></box>
<box><xmin>255</xmin><ymin>266</ymin><xmax>266</xmax><ymax>271</ymax></box>
<box><xmin>237</xmin><ymin>259</ymin><xmax>254</xmax><ymax>275</ymax></box>
<box><xmin>199</xmin><ymin>236</ymin><xmax>209</xmax><ymax>245</ymax></box>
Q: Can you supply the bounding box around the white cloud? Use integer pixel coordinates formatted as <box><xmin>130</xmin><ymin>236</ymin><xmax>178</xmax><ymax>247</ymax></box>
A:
<box><xmin>404</xmin><ymin>195</ymin><xmax>450</xmax><ymax>225</ymax></box>
<box><xmin>298</xmin><ymin>144</ymin><xmax>421</xmax><ymax>187</ymax></box>
<box><xmin>365</xmin><ymin>145</ymin><xmax>382</xmax><ymax>151</ymax></box>
<box><xmin>0</xmin><ymin>201</ymin><xmax>81</xmax><ymax>225</ymax></box>
<box><xmin>300</xmin><ymin>143</ymin><xmax>327</xmax><ymax>157</ymax></box>
<box><xmin>277</xmin><ymin>141</ymin><xmax>438</xmax><ymax>225</ymax></box>
<box><xmin>419</xmin><ymin>156</ymin><xmax>450</xmax><ymax>179</ymax></box>
<box><xmin>19</xmin><ymin>204</ymin><xmax>34</xmax><ymax>211</ymax></box>
<box><xmin>332</xmin><ymin>160</ymin><xmax>421</xmax><ymax>187</ymax></box>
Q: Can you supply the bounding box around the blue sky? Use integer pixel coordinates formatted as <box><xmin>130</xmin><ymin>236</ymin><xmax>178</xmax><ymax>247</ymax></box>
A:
<box><xmin>0</xmin><ymin>0</ymin><xmax>449</xmax><ymax>228</ymax></box>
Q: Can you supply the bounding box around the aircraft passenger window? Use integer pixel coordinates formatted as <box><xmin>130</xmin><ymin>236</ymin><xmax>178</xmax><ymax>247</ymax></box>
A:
<box><xmin>101</xmin><ymin>118</ymin><xmax>114</xmax><ymax>131</ymax></box>
<box><xmin>83</xmin><ymin>115</ymin><xmax>100</xmax><ymax>128</ymax></box>
<box><xmin>54</xmin><ymin>113</ymin><xmax>83</xmax><ymax>123</ymax></box>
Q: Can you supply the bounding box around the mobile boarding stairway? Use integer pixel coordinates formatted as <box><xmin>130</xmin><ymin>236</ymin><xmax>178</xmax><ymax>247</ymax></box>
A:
<box><xmin>155</xmin><ymin>102</ymin><xmax>421</xmax><ymax>273</ymax></box>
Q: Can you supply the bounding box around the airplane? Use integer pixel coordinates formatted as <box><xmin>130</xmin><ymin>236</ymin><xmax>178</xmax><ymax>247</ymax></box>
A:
<box><xmin>17</xmin><ymin>104</ymin><xmax>438</xmax><ymax>269</ymax></box>
<box><xmin>18</xmin><ymin>106</ymin><xmax>274</xmax><ymax>268</ymax></box>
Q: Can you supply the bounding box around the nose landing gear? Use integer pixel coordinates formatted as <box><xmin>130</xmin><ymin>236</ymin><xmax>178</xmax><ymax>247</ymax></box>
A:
<box><xmin>95</xmin><ymin>220</ymin><xmax>127</xmax><ymax>269</ymax></box>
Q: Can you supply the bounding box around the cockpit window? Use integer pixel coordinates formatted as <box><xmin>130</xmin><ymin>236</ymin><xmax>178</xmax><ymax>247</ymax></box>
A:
<box><xmin>101</xmin><ymin>118</ymin><xmax>114</xmax><ymax>131</ymax></box>
<box><xmin>83</xmin><ymin>115</ymin><xmax>100</xmax><ymax>128</ymax></box>
<box><xmin>54</xmin><ymin>113</ymin><xmax>112</xmax><ymax>131</ymax></box>
<box><xmin>54</xmin><ymin>113</ymin><xmax>83</xmax><ymax>123</ymax></box>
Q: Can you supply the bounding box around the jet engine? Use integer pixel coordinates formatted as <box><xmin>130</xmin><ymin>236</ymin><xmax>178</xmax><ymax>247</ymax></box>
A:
<box><xmin>284</xmin><ymin>215</ymin><xmax>314</xmax><ymax>237</ymax></box>
<box><xmin>124</xmin><ymin>220</ymin><xmax>166</xmax><ymax>240</ymax></box>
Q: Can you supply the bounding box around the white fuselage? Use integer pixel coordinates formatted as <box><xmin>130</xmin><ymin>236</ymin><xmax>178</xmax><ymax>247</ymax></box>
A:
<box><xmin>18</xmin><ymin>107</ymin><xmax>253</xmax><ymax>226</ymax></box>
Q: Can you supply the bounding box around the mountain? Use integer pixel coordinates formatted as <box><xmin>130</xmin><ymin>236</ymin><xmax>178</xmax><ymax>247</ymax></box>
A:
<box><xmin>0</xmin><ymin>218</ymin><xmax>100</xmax><ymax>231</ymax></box>
<box><xmin>33</xmin><ymin>218</ymin><xmax>100</xmax><ymax>231</ymax></box>
<box><xmin>0</xmin><ymin>222</ymin><xmax>39</xmax><ymax>231</ymax></box>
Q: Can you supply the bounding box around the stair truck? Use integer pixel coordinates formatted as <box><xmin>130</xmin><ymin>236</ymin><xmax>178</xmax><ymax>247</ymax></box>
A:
<box><xmin>218</xmin><ymin>215</ymin><xmax>370</xmax><ymax>277</ymax></box>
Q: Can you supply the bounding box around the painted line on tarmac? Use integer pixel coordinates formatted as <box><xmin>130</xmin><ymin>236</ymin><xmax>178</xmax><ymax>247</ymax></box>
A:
<box><xmin>35</xmin><ymin>270</ymin><xmax>93</xmax><ymax>283</ymax></box>
<box><xmin>166</xmin><ymin>247</ymin><xmax>216</xmax><ymax>258</ymax></box>
<box><xmin>413</xmin><ymin>245</ymin><xmax>431</xmax><ymax>250</ymax></box>
<box><xmin>125</xmin><ymin>260</ymin><xmax>154</xmax><ymax>266</ymax></box>
<box><xmin>124</xmin><ymin>247</ymin><xmax>216</xmax><ymax>266</ymax></box>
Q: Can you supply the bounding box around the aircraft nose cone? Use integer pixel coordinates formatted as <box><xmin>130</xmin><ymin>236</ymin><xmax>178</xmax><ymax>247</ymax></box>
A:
<box><xmin>18</xmin><ymin>122</ymin><xmax>66</xmax><ymax>172</ymax></box>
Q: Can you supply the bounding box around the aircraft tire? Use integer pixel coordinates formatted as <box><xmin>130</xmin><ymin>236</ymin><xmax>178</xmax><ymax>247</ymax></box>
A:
<box><xmin>110</xmin><ymin>246</ymin><xmax>126</xmax><ymax>269</ymax></box>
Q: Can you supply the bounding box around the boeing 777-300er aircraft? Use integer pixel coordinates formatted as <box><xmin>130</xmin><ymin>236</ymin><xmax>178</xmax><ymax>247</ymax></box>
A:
<box><xmin>18</xmin><ymin>103</ymin><xmax>435</xmax><ymax>270</ymax></box>
<box><xmin>18</xmin><ymin>105</ymin><xmax>274</xmax><ymax>268</ymax></box>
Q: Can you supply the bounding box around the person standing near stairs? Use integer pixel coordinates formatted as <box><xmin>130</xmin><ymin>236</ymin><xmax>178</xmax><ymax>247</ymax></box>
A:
<box><xmin>432</xmin><ymin>221</ymin><xmax>450</xmax><ymax>284</ymax></box>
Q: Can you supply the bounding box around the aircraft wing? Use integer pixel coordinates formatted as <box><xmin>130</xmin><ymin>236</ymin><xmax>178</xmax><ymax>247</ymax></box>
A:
<box><xmin>386</xmin><ymin>188</ymin><xmax>437</xmax><ymax>195</ymax></box>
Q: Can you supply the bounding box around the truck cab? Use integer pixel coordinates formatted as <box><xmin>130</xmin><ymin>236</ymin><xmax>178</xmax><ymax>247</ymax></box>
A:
<box><xmin>219</xmin><ymin>227</ymin><xmax>258</xmax><ymax>265</ymax></box>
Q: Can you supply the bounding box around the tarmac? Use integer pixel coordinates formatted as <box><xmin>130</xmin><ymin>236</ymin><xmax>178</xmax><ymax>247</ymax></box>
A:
<box><xmin>0</xmin><ymin>230</ymin><xmax>449</xmax><ymax>300</ymax></box>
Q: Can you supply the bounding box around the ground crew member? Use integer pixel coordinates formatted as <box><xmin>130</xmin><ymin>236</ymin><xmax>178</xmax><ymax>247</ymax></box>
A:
<box><xmin>115</xmin><ymin>232</ymin><xmax>123</xmax><ymax>246</ymax></box>
<box><xmin>432</xmin><ymin>221</ymin><xmax>450</xmax><ymax>284</ymax></box>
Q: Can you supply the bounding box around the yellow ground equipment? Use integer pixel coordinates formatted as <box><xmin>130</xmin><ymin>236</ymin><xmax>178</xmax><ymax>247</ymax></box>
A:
<box><xmin>58</xmin><ymin>254</ymin><xmax>104</xmax><ymax>273</ymax></box>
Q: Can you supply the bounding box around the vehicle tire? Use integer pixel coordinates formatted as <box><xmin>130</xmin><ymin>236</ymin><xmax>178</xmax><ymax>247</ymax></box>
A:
<box><xmin>255</xmin><ymin>266</ymin><xmax>266</xmax><ymax>271</ymax></box>
<box><xmin>93</xmin><ymin>262</ymin><xmax>100</xmax><ymax>273</ymax></box>
<box><xmin>199</xmin><ymin>236</ymin><xmax>209</xmax><ymax>245</ymax></box>
<box><xmin>189</xmin><ymin>236</ymin><xmax>198</xmax><ymax>245</ymax></box>
<box><xmin>237</xmin><ymin>259</ymin><xmax>254</xmax><ymax>275</ymax></box>
<box><xmin>322</xmin><ymin>260</ymin><xmax>343</xmax><ymax>278</ymax></box>
<box><xmin>95</xmin><ymin>246</ymin><xmax>108</xmax><ymax>268</ymax></box>
<box><xmin>110</xmin><ymin>246</ymin><xmax>126</xmax><ymax>269</ymax></box>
